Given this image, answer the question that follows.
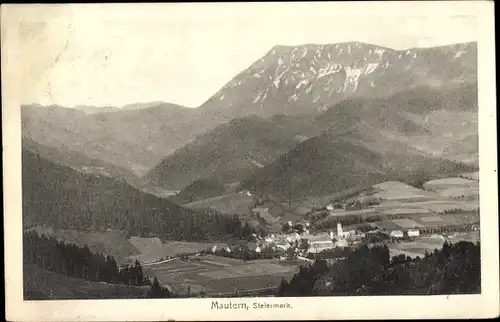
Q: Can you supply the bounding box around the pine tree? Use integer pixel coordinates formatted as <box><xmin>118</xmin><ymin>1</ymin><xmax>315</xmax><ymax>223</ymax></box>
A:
<box><xmin>277</xmin><ymin>278</ymin><xmax>288</xmax><ymax>296</ymax></box>
<box><xmin>150</xmin><ymin>276</ymin><xmax>163</xmax><ymax>298</ymax></box>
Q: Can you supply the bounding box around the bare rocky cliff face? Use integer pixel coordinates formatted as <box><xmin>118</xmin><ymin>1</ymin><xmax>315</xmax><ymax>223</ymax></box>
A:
<box><xmin>200</xmin><ymin>42</ymin><xmax>477</xmax><ymax>118</ymax></box>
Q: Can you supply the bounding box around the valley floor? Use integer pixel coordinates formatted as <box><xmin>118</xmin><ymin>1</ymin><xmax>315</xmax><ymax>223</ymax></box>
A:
<box><xmin>23</xmin><ymin>173</ymin><xmax>481</xmax><ymax>299</ymax></box>
<box><xmin>142</xmin><ymin>255</ymin><xmax>300</xmax><ymax>297</ymax></box>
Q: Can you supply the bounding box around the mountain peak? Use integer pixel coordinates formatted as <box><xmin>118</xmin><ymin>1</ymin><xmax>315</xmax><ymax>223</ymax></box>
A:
<box><xmin>202</xmin><ymin>41</ymin><xmax>477</xmax><ymax>118</ymax></box>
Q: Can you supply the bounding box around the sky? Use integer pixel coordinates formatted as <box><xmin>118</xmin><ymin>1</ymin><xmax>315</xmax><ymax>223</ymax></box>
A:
<box><xmin>13</xmin><ymin>3</ymin><xmax>478</xmax><ymax>108</ymax></box>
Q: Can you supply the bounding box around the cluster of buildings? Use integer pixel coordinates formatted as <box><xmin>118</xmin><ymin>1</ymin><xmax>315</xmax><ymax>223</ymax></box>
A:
<box><xmin>389</xmin><ymin>229</ymin><xmax>420</xmax><ymax>240</ymax></box>
<box><xmin>255</xmin><ymin>222</ymin><xmax>365</xmax><ymax>257</ymax></box>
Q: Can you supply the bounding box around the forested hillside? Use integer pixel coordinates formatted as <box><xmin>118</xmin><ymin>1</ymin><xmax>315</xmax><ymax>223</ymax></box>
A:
<box><xmin>240</xmin><ymin>127</ymin><xmax>476</xmax><ymax>199</ymax></box>
<box><xmin>23</xmin><ymin>231</ymin><xmax>150</xmax><ymax>286</ymax></box>
<box><xmin>277</xmin><ymin>241</ymin><xmax>480</xmax><ymax>296</ymax></box>
<box><xmin>22</xmin><ymin>148</ymin><xmax>254</xmax><ymax>241</ymax></box>
<box><xmin>23</xmin><ymin>231</ymin><xmax>173</xmax><ymax>299</ymax></box>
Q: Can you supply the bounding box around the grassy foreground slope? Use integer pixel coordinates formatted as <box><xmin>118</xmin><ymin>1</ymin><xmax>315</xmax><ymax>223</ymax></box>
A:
<box><xmin>24</xmin><ymin>264</ymin><xmax>149</xmax><ymax>300</ymax></box>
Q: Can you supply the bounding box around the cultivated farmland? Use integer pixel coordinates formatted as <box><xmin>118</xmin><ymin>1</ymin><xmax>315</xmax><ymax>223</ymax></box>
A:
<box><xmin>391</xmin><ymin>218</ymin><xmax>424</xmax><ymax>229</ymax></box>
<box><xmin>142</xmin><ymin>255</ymin><xmax>300</xmax><ymax>296</ymax></box>
<box><xmin>423</xmin><ymin>177</ymin><xmax>479</xmax><ymax>199</ymax></box>
<box><xmin>372</xmin><ymin>181</ymin><xmax>441</xmax><ymax>201</ymax></box>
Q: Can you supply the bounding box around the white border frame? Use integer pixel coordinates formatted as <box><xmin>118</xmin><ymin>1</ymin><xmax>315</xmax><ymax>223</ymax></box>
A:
<box><xmin>3</xmin><ymin>2</ymin><xmax>498</xmax><ymax>320</ymax></box>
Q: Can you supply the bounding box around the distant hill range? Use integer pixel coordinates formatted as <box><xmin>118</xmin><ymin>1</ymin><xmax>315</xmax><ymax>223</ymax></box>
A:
<box><xmin>239</xmin><ymin>125</ymin><xmax>476</xmax><ymax>199</ymax></box>
<box><xmin>146</xmin><ymin>115</ymin><xmax>307</xmax><ymax>189</ymax></box>
<box><xmin>22</xmin><ymin>41</ymin><xmax>478</xmax><ymax>198</ymax></box>
<box><xmin>21</xmin><ymin>103</ymin><xmax>203</xmax><ymax>176</ymax></box>
<box><xmin>23</xmin><ymin>137</ymin><xmax>143</xmax><ymax>186</ymax></box>
<box><xmin>148</xmin><ymin>82</ymin><xmax>477</xmax><ymax>192</ymax></box>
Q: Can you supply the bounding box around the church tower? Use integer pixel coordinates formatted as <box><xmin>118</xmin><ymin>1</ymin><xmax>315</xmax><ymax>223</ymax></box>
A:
<box><xmin>337</xmin><ymin>222</ymin><xmax>343</xmax><ymax>237</ymax></box>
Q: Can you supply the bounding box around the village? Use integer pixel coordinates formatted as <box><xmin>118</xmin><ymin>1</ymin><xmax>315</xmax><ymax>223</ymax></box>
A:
<box><xmin>207</xmin><ymin>211</ymin><xmax>422</xmax><ymax>263</ymax></box>
<box><xmin>203</xmin><ymin>195</ymin><xmax>480</xmax><ymax>264</ymax></box>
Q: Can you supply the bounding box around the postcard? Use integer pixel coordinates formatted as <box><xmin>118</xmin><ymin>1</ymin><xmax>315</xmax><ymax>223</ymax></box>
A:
<box><xmin>3</xmin><ymin>2</ymin><xmax>498</xmax><ymax>321</ymax></box>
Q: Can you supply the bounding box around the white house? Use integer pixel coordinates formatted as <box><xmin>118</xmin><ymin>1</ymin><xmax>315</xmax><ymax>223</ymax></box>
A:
<box><xmin>211</xmin><ymin>245</ymin><xmax>218</xmax><ymax>253</ymax></box>
<box><xmin>390</xmin><ymin>230</ymin><xmax>404</xmax><ymax>238</ymax></box>
<box><xmin>326</xmin><ymin>204</ymin><xmax>334</xmax><ymax>211</ymax></box>
<box><xmin>276</xmin><ymin>244</ymin><xmax>291</xmax><ymax>250</ymax></box>
<box><xmin>408</xmin><ymin>229</ymin><xmax>420</xmax><ymax>238</ymax></box>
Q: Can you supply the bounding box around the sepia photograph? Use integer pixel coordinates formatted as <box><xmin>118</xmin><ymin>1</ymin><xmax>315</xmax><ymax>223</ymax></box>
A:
<box><xmin>3</xmin><ymin>2</ymin><xmax>498</xmax><ymax>321</ymax></box>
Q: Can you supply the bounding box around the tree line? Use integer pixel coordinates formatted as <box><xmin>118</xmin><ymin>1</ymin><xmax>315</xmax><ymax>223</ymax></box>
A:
<box><xmin>24</xmin><ymin>231</ymin><xmax>150</xmax><ymax>285</ymax></box>
<box><xmin>22</xmin><ymin>149</ymin><xmax>256</xmax><ymax>242</ymax></box>
<box><xmin>277</xmin><ymin>240</ymin><xmax>480</xmax><ymax>296</ymax></box>
<box><xmin>23</xmin><ymin>231</ymin><xmax>174</xmax><ymax>298</ymax></box>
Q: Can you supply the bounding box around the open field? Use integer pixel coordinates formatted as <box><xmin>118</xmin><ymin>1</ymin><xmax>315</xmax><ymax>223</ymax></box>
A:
<box><xmin>24</xmin><ymin>264</ymin><xmax>149</xmax><ymax>300</ymax></box>
<box><xmin>139</xmin><ymin>186</ymin><xmax>180</xmax><ymax>198</ymax></box>
<box><xmin>382</xmin><ymin>208</ymin><xmax>431</xmax><ymax>215</ymax></box>
<box><xmin>183</xmin><ymin>193</ymin><xmax>264</xmax><ymax>227</ymax></box>
<box><xmin>391</xmin><ymin>218</ymin><xmax>424</xmax><ymax>228</ymax></box>
<box><xmin>198</xmin><ymin>260</ymin><xmax>295</xmax><ymax>279</ymax></box>
<box><xmin>423</xmin><ymin>177</ymin><xmax>477</xmax><ymax>188</ymax></box>
<box><xmin>373</xmin><ymin>199</ymin><xmax>479</xmax><ymax>214</ymax></box>
<box><xmin>389</xmin><ymin>238</ymin><xmax>444</xmax><ymax>258</ymax></box>
<box><xmin>371</xmin><ymin>180</ymin><xmax>478</xmax><ymax>212</ymax></box>
<box><xmin>328</xmin><ymin>208</ymin><xmax>379</xmax><ymax>217</ymax></box>
<box><xmin>423</xmin><ymin>177</ymin><xmax>479</xmax><ymax>199</ymax></box>
<box><xmin>447</xmin><ymin>231</ymin><xmax>480</xmax><ymax>243</ymax></box>
<box><xmin>184</xmin><ymin>193</ymin><xmax>255</xmax><ymax>215</ymax></box>
<box><xmin>389</xmin><ymin>248</ymin><xmax>427</xmax><ymax>259</ymax></box>
<box><xmin>460</xmin><ymin>172</ymin><xmax>479</xmax><ymax>181</ymax></box>
<box><xmin>26</xmin><ymin>227</ymin><xmax>231</xmax><ymax>266</ymax></box>
<box><xmin>387</xmin><ymin>232</ymin><xmax>480</xmax><ymax>259</ymax></box>
<box><xmin>183</xmin><ymin>193</ymin><xmax>298</xmax><ymax>231</ymax></box>
<box><xmin>142</xmin><ymin>255</ymin><xmax>300</xmax><ymax>296</ymax></box>
<box><xmin>127</xmin><ymin>237</ymin><xmax>226</xmax><ymax>264</ymax></box>
<box><xmin>375</xmin><ymin>212</ymin><xmax>479</xmax><ymax>231</ymax></box>
<box><xmin>372</xmin><ymin>181</ymin><xmax>441</xmax><ymax>201</ymax></box>
<box><xmin>26</xmin><ymin>227</ymin><xmax>140</xmax><ymax>264</ymax></box>
<box><xmin>316</xmin><ymin>180</ymin><xmax>478</xmax><ymax>225</ymax></box>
